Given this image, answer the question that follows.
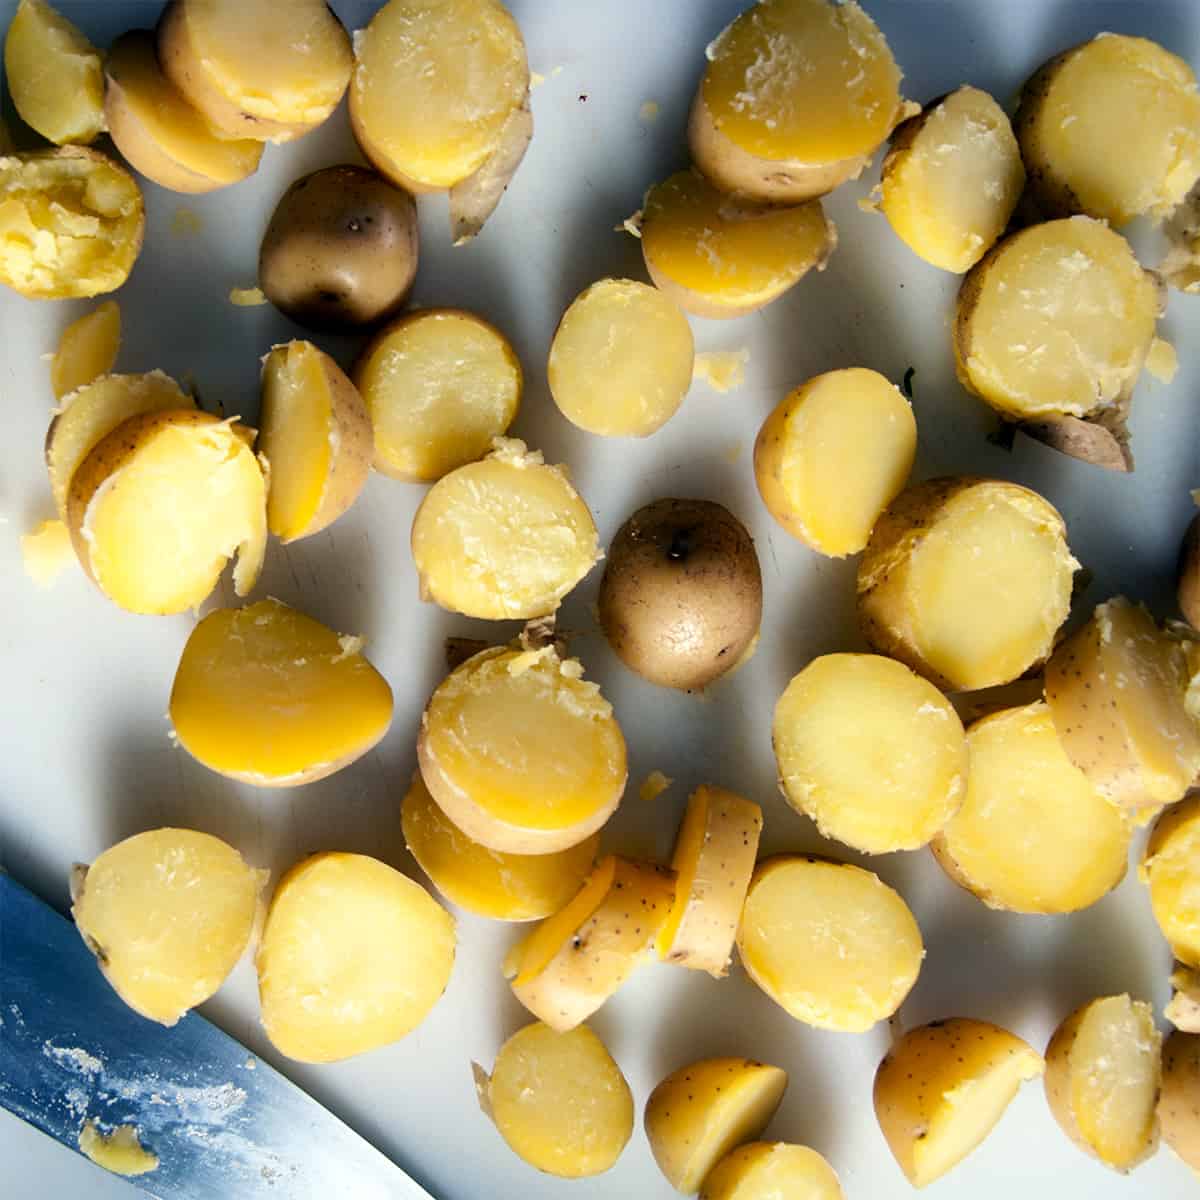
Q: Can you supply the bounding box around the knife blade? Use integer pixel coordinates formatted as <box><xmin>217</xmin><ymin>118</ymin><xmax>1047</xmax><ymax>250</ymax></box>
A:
<box><xmin>0</xmin><ymin>872</ymin><xmax>435</xmax><ymax>1199</ymax></box>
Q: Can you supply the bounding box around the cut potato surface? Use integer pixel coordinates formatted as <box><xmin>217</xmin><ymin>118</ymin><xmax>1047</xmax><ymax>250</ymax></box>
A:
<box><xmin>933</xmin><ymin>703</ymin><xmax>1130</xmax><ymax>913</ymax></box>
<box><xmin>1160</xmin><ymin>1031</ymin><xmax>1200</xmax><ymax>1170</ymax></box>
<box><xmin>170</xmin><ymin>599</ymin><xmax>393</xmax><ymax>787</ymax></box>
<box><xmin>1142</xmin><ymin>795</ymin><xmax>1200</xmax><ymax>967</ymax></box>
<box><xmin>1044</xmin><ymin>995</ymin><xmax>1162</xmax><ymax>1170</ymax></box>
<box><xmin>656</xmin><ymin>785</ymin><xmax>762</xmax><ymax>976</ymax></box>
<box><xmin>1166</xmin><ymin>965</ymin><xmax>1200</xmax><ymax>1033</ymax></box>
<box><xmin>700</xmin><ymin>1143</ymin><xmax>844</xmax><ymax>1200</ymax></box>
<box><xmin>773</xmin><ymin>654</ymin><xmax>966</xmax><ymax>854</ymax></box>
<box><xmin>50</xmin><ymin>301</ymin><xmax>120</xmax><ymax>401</ymax></box>
<box><xmin>411</xmin><ymin>438</ymin><xmax>599</xmax><ymax>620</ymax></box>
<box><xmin>72</xmin><ymin>828</ymin><xmax>266</xmax><ymax>1026</ymax></box>
<box><xmin>402</xmin><ymin>771</ymin><xmax>599</xmax><ymax>921</ymax></box>
<box><xmin>875</xmin><ymin>1018</ymin><xmax>1044</xmax><ymax>1187</ymax></box>
<box><xmin>645</xmin><ymin>1058</ymin><xmax>788</xmax><ymax>1194</ymax></box>
<box><xmin>754</xmin><ymin>368</ymin><xmax>916</xmax><ymax>557</ymax></box>
<box><xmin>548</xmin><ymin>279</ymin><xmax>694</xmax><ymax>438</ymax></box>
<box><xmin>257</xmin><ymin>852</ymin><xmax>455</xmax><ymax>1063</ymax></box>
<box><xmin>480</xmin><ymin>1022</ymin><xmax>633</xmax><ymax>1177</ymax></box>
<box><xmin>881</xmin><ymin>87</ymin><xmax>1024</xmax><ymax>273</ymax></box>
<box><xmin>858</xmin><ymin>477</ymin><xmax>1077</xmax><ymax>691</ymax></box>
<box><xmin>642</xmin><ymin>170</ymin><xmax>835</xmax><ymax>319</ymax></box>
<box><xmin>356</xmin><ymin>310</ymin><xmax>521</xmax><ymax>482</ymax></box>
<box><xmin>955</xmin><ymin>217</ymin><xmax>1160</xmax><ymax>420</ymax></box>
<box><xmin>737</xmin><ymin>857</ymin><xmax>923</xmax><ymax>1032</ymax></box>
<box><xmin>419</xmin><ymin>645</ymin><xmax>625</xmax><ymax>854</ymax></box>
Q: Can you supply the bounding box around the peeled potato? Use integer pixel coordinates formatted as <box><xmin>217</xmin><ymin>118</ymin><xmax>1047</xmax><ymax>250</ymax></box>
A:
<box><xmin>700</xmin><ymin>1143</ymin><xmax>844</xmax><ymax>1200</ymax></box>
<box><xmin>1160</xmin><ymin>1031</ymin><xmax>1200</xmax><ymax>1170</ymax></box>
<box><xmin>1141</xmin><ymin>795</ymin><xmax>1200</xmax><ymax>966</ymax></box>
<box><xmin>50</xmin><ymin>301</ymin><xmax>121</xmax><ymax>401</ymax></box>
<box><xmin>71</xmin><ymin>828</ymin><xmax>267</xmax><ymax>1026</ymax></box>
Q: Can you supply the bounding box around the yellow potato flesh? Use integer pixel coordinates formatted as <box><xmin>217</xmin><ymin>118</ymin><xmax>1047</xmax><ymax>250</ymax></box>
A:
<box><xmin>485</xmin><ymin>1022</ymin><xmax>633</xmax><ymax>1177</ymax></box>
<box><xmin>548</xmin><ymin>279</ymin><xmax>695</xmax><ymax>437</ymax></box>
<box><xmin>78</xmin><ymin>1122</ymin><xmax>158</xmax><ymax>1177</ymax></box>
<box><xmin>72</xmin><ymin>828</ymin><xmax>266</xmax><ymax>1026</ymax></box>
<box><xmin>882</xmin><ymin>87</ymin><xmax>1024</xmax><ymax>273</ymax></box>
<box><xmin>257</xmin><ymin>852</ymin><xmax>455</xmax><ymax>1063</ymax></box>
<box><xmin>358</xmin><ymin>310</ymin><xmax>521</xmax><ymax>482</ymax></box>
<box><xmin>51</xmin><ymin>300</ymin><xmax>120</xmax><ymax>401</ymax></box>
<box><xmin>350</xmin><ymin>0</ymin><xmax>528</xmax><ymax>189</ymax></box>
<box><xmin>773</xmin><ymin>654</ymin><xmax>966</xmax><ymax>854</ymax></box>
<box><xmin>1160</xmin><ymin>1031</ymin><xmax>1200</xmax><ymax>1169</ymax></box>
<box><xmin>401</xmin><ymin>772</ymin><xmax>598</xmax><ymax>921</ymax></box>
<box><xmin>935</xmin><ymin>704</ymin><xmax>1129</xmax><ymax>913</ymax></box>
<box><xmin>737</xmin><ymin>858</ymin><xmax>923</xmax><ymax>1032</ymax></box>
<box><xmin>20</xmin><ymin>518</ymin><xmax>74</xmax><ymax>587</ymax></box>
<box><xmin>700</xmin><ymin>1143</ymin><xmax>844</xmax><ymax>1200</ymax></box>
<box><xmin>1143</xmin><ymin>797</ymin><xmax>1200</xmax><ymax>966</ymax></box>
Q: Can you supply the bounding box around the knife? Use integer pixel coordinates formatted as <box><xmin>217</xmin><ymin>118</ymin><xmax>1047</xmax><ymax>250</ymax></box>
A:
<box><xmin>0</xmin><ymin>872</ymin><xmax>436</xmax><ymax>1199</ymax></box>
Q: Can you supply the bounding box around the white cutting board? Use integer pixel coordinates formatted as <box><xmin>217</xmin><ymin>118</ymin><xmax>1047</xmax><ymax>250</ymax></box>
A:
<box><xmin>2</xmin><ymin>2</ymin><xmax>1199</xmax><ymax>1197</ymax></box>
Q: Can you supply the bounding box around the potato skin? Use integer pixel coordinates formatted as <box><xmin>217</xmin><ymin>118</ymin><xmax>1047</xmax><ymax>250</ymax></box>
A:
<box><xmin>1012</xmin><ymin>50</ymin><xmax>1084</xmax><ymax>221</ymax></box>
<box><xmin>1160</xmin><ymin>1031</ymin><xmax>1200</xmax><ymax>1170</ymax></box>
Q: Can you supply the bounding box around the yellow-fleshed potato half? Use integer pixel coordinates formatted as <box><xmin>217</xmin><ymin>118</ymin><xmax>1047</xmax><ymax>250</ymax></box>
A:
<box><xmin>67</xmin><ymin>409</ymin><xmax>267</xmax><ymax>615</ymax></box>
<box><xmin>0</xmin><ymin>149</ymin><xmax>144</xmax><ymax>300</ymax></box>
<box><xmin>875</xmin><ymin>1018</ymin><xmax>1044</xmax><ymax>1188</ymax></box>
<box><xmin>700</xmin><ymin>1143</ymin><xmax>844</xmax><ymax>1200</ymax></box>
<box><xmin>50</xmin><ymin>301</ymin><xmax>121</xmax><ymax>401</ymax></box>
<box><xmin>169</xmin><ymin>599</ymin><xmax>394</xmax><ymax>787</ymax></box>
<box><xmin>656</xmin><ymin>785</ymin><xmax>762</xmax><ymax>977</ymax></box>
<box><xmin>954</xmin><ymin>218</ymin><xmax>1161</xmax><ymax>421</ymax></box>
<box><xmin>932</xmin><ymin>703</ymin><xmax>1130</xmax><ymax>914</ymax></box>
<box><xmin>754</xmin><ymin>368</ymin><xmax>915</xmax><ymax>557</ymax></box>
<box><xmin>411</xmin><ymin>438</ymin><xmax>599</xmax><ymax>620</ymax></box>
<box><xmin>858</xmin><ymin>477</ymin><xmax>1077</xmax><ymax>691</ymax></box>
<box><xmin>1160</xmin><ymin>1031</ymin><xmax>1200</xmax><ymax>1170</ymax></box>
<box><xmin>1046</xmin><ymin>597</ymin><xmax>1200</xmax><ymax>812</ymax></box>
<box><xmin>773</xmin><ymin>654</ymin><xmax>966</xmax><ymax>854</ymax></box>
<box><xmin>4</xmin><ymin>0</ymin><xmax>104</xmax><ymax>146</ymax></box>
<box><xmin>880</xmin><ymin>87</ymin><xmax>1024</xmax><ymax>273</ymax></box>
<box><xmin>641</xmin><ymin>170</ymin><xmax>836</xmax><ymax>319</ymax></box>
<box><xmin>402</xmin><ymin>772</ymin><xmax>599</xmax><ymax>921</ymax></box>
<box><xmin>356</xmin><ymin>310</ymin><xmax>521</xmax><ymax>483</ymax></box>
<box><xmin>1044</xmin><ymin>995</ymin><xmax>1162</xmax><ymax>1170</ymax></box>
<box><xmin>1167</xmin><ymin>965</ymin><xmax>1200</xmax><ymax>1033</ymax></box>
<box><xmin>158</xmin><ymin>0</ymin><xmax>352</xmax><ymax>143</ymax></box>
<box><xmin>1016</xmin><ymin>34</ymin><xmax>1200</xmax><ymax>226</ymax></box>
<box><xmin>645</xmin><ymin>1058</ymin><xmax>788</xmax><ymax>1194</ymax></box>
<box><xmin>419</xmin><ymin>645</ymin><xmax>626</xmax><ymax>854</ymax></box>
<box><xmin>690</xmin><ymin>0</ymin><xmax>907</xmax><ymax>203</ymax></box>
<box><xmin>548</xmin><ymin>279</ymin><xmax>694</xmax><ymax>438</ymax></box>
<box><xmin>71</xmin><ymin>828</ymin><xmax>267</xmax><ymax>1026</ymax></box>
<box><xmin>260</xmin><ymin>341</ymin><xmax>371</xmax><ymax>542</ymax></box>
<box><xmin>737</xmin><ymin>857</ymin><xmax>923</xmax><ymax>1032</ymax></box>
<box><xmin>505</xmin><ymin>856</ymin><xmax>675</xmax><ymax>1031</ymax></box>
<box><xmin>1142</xmin><ymin>795</ymin><xmax>1200</xmax><ymax>966</ymax></box>
<box><xmin>257</xmin><ymin>852</ymin><xmax>455</xmax><ymax>1063</ymax></box>
<box><xmin>478</xmin><ymin>1022</ymin><xmax>633</xmax><ymax>1177</ymax></box>
<box><xmin>105</xmin><ymin>31</ymin><xmax>264</xmax><ymax>196</ymax></box>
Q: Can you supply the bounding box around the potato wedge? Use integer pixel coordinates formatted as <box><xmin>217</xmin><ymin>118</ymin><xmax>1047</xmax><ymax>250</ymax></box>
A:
<box><xmin>50</xmin><ymin>301</ymin><xmax>121</xmax><ymax>401</ymax></box>
<box><xmin>1142</xmin><ymin>795</ymin><xmax>1200</xmax><ymax>967</ymax></box>
<box><xmin>700</xmin><ymin>1143</ymin><xmax>844</xmax><ymax>1200</ymax></box>
<box><xmin>1160</xmin><ymin>1031</ymin><xmax>1200</xmax><ymax>1170</ymax></box>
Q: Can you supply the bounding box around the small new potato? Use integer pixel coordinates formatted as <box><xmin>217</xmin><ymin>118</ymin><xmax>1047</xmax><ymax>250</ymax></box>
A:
<box><xmin>1141</xmin><ymin>794</ymin><xmax>1200</xmax><ymax>967</ymax></box>
<box><xmin>700</xmin><ymin>1143</ymin><xmax>844</xmax><ymax>1200</ymax></box>
<box><xmin>49</xmin><ymin>301</ymin><xmax>121</xmax><ymax>401</ymax></box>
<box><xmin>1160</xmin><ymin>1031</ymin><xmax>1200</xmax><ymax>1170</ymax></box>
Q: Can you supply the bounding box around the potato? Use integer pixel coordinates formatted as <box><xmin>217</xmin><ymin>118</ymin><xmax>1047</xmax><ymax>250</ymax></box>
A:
<box><xmin>1141</xmin><ymin>795</ymin><xmax>1200</xmax><ymax>967</ymax></box>
<box><xmin>641</xmin><ymin>170</ymin><xmax>835</xmax><ymax>319</ymax></box>
<box><xmin>754</xmin><ymin>369</ymin><xmax>915</xmax><ymax>557</ymax></box>
<box><xmin>49</xmin><ymin>301</ymin><xmax>120</xmax><ymax>402</ymax></box>
<box><xmin>737</xmin><ymin>856</ymin><xmax>923</xmax><ymax>1032</ymax></box>
<box><xmin>402</xmin><ymin>771</ymin><xmax>599</xmax><ymax>921</ymax></box>
<box><xmin>411</xmin><ymin>438</ymin><xmax>599</xmax><ymax>620</ymax></box>
<box><xmin>77</xmin><ymin>1121</ymin><xmax>158</xmax><ymax>1178</ymax></box>
<box><xmin>879</xmin><ymin>86</ymin><xmax>1024</xmax><ymax>273</ymax></box>
<box><xmin>644</xmin><ymin>1058</ymin><xmax>788</xmax><ymax>1194</ymax></box>
<box><xmin>104</xmin><ymin>31</ymin><xmax>264</xmax><ymax>196</ymax></box>
<box><xmin>356</xmin><ymin>309</ymin><xmax>521</xmax><ymax>482</ymax></box>
<box><xmin>259</xmin><ymin>341</ymin><xmax>370</xmax><ymax>542</ymax></box>
<box><xmin>1016</xmin><ymin>34</ymin><xmax>1200</xmax><ymax>226</ymax></box>
<box><xmin>20</xmin><ymin>518</ymin><xmax>73</xmax><ymax>587</ymax></box>
<box><xmin>599</xmin><ymin>498</ymin><xmax>762</xmax><ymax>691</ymax></box>
<box><xmin>169</xmin><ymin>599</ymin><xmax>394</xmax><ymax>788</ymax></box>
<box><xmin>1045</xmin><ymin>995</ymin><xmax>1162</xmax><ymax>1170</ymax></box>
<box><xmin>1167</xmin><ymin>965</ymin><xmax>1200</xmax><ymax>1033</ymax></box>
<box><xmin>0</xmin><ymin>148</ymin><xmax>144</xmax><ymax>300</ymax></box>
<box><xmin>932</xmin><ymin>703</ymin><xmax>1130</xmax><ymax>913</ymax></box>
<box><xmin>257</xmin><ymin>852</ymin><xmax>455</xmax><ymax>1063</ymax></box>
<box><xmin>1178</xmin><ymin>513</ymin><xmax>1200</xmax><ymax>629</ymax></box>
<box><xmin>505</xmin><ymin>856</ymin><xmax>675</xmax><ymax>1031</ymax></box>
<box><xmin>857</xmin><ymin>477</ymin><xmax>1077</xmax><ymax>691</ymax></box>
<box><xmin>4</xmin><ymin>0</ymin><xmax>104</xmax><ymax>146</ymax></box>
<box><xmin>1046</xmin><ymin>597</ymin><xmax>1200</xmax><ymax>813</ymax></box>
<box><xmin>1160</xmin><ymin>1031</ymin><xmax>1200</xmax><ymax>1170</ymax></box>
<box><xmin>689</xmin><ymin>0</ymin><xmax>908</xmax><ymax>203</ymax></box>
<box><xmin>418</xmin><ymin>644</ymin><xmax>626</xmax><ymax>854</ymax></box>
<box><xmin>157</xmin><ymin>0</ymin><xmax>352</xmax><ymax>143</ymax></box>
<box><xmin>773</xmin><ymin>654</ymin><xmax>967</xmax><ymax>854</ymax></box>
<box><xmin>656</xmin><ymin>785</ymin><xmax>762</xmax><ymax>977</ymax></box>
<box><xmin>700</xmin><ymin>1143</ymin><xmax>844</xmax><ymax>1200</ymax></box>
<box><xmin>67</xmin><ymin>409</ymin><xmax>267</xmax><ymax>615</ymax></box>
<box><xmin>874</xmin><ymin>1019</ymin><xmax>1044</xmax><ymax>1188</ymax></box>
<box><xmin>548</xmin><ymin>279</ymin><xmax>694</xmax><ymax>437</ymax></box>
<box><xmin>259</xmin><ymin>165</ymin><xmax>419</xmax><ymax>333</ymax></box>
<box><xmin>71</xmin><ymin>828</ymin><xmax>267</xmax><ymax>1026</ymax></box>
<box><xmin>477</xmin><ymin>1022</ymin><xmax>633</xmax><ymax>1177</ymax></box>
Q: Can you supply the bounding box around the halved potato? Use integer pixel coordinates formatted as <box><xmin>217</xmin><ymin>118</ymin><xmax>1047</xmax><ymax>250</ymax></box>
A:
<box><xmin>1160</xmin><ymin>1031</ymin><xmax>1200</xmax><ymax>1170</ymax></box>
<box><xmin>1141</xmin><ymin>795</ymin><xmax>1200</xmax><ymax>966</ymax></box>
<box><xmin>50</xmin><ymin>301</ymin><xmax>121</xmax><ymax>401</ymax></box>
<box><xmin>701</xmin><ymin>1143</ymin><xmax>844</xmax><ymax>1200</ymax></box>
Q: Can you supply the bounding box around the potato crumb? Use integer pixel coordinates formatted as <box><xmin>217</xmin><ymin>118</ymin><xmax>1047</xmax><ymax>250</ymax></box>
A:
<box><xmin>333</xmin><ymin>634</ymin><xmax>366</xmax><ymax>662</ymax></box>
<box><xmin>1146</xmin><ymin>337</ymin><xmax>1179</xmax><ymax>384</ymax></box>
<box><xmin>21</xmin><ymin>518</ymin><xmax>74</xmax><ymax>587</ymax></box>
<box><xmin>530</xmin><ymin>71</ymin><xmax>546</xmax><ymax>88</ymax></box>
<box><xmin>639</xmin><ymin>770</ymin><xmax>673</xmax><ymax>802</ymax></box>
<box><xmin>229</xmin><ymin>286</ymin><xmax>267</xmax><ymax>307</ymax></box>
<box><xmin>640</xmin><ymin>100</ymin><xmax>660</xmax><ymax>122</ymax></box>
<box><xmin>615</xmin><ymin>210</ymin><xmax>643</xmax><ymax>238</ymax></box>
<box><xmin>78</xmin><ymin>1120</ymin><xmax>158</xmax><ymax>1177</ymax></box>
<box><xmin>693</xmin><ymin>349</ymin><xmax>749</xmax><ymax>392</ymax></box>
<box><xmin>507</xmin><ymin>646</ymin><xmax>554</xmax><ymax>676</ymax></box>
<box><xmin>171</xmin><ymin>208</ymin><xmax>203</xmax><ymax>236</ymax></box>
